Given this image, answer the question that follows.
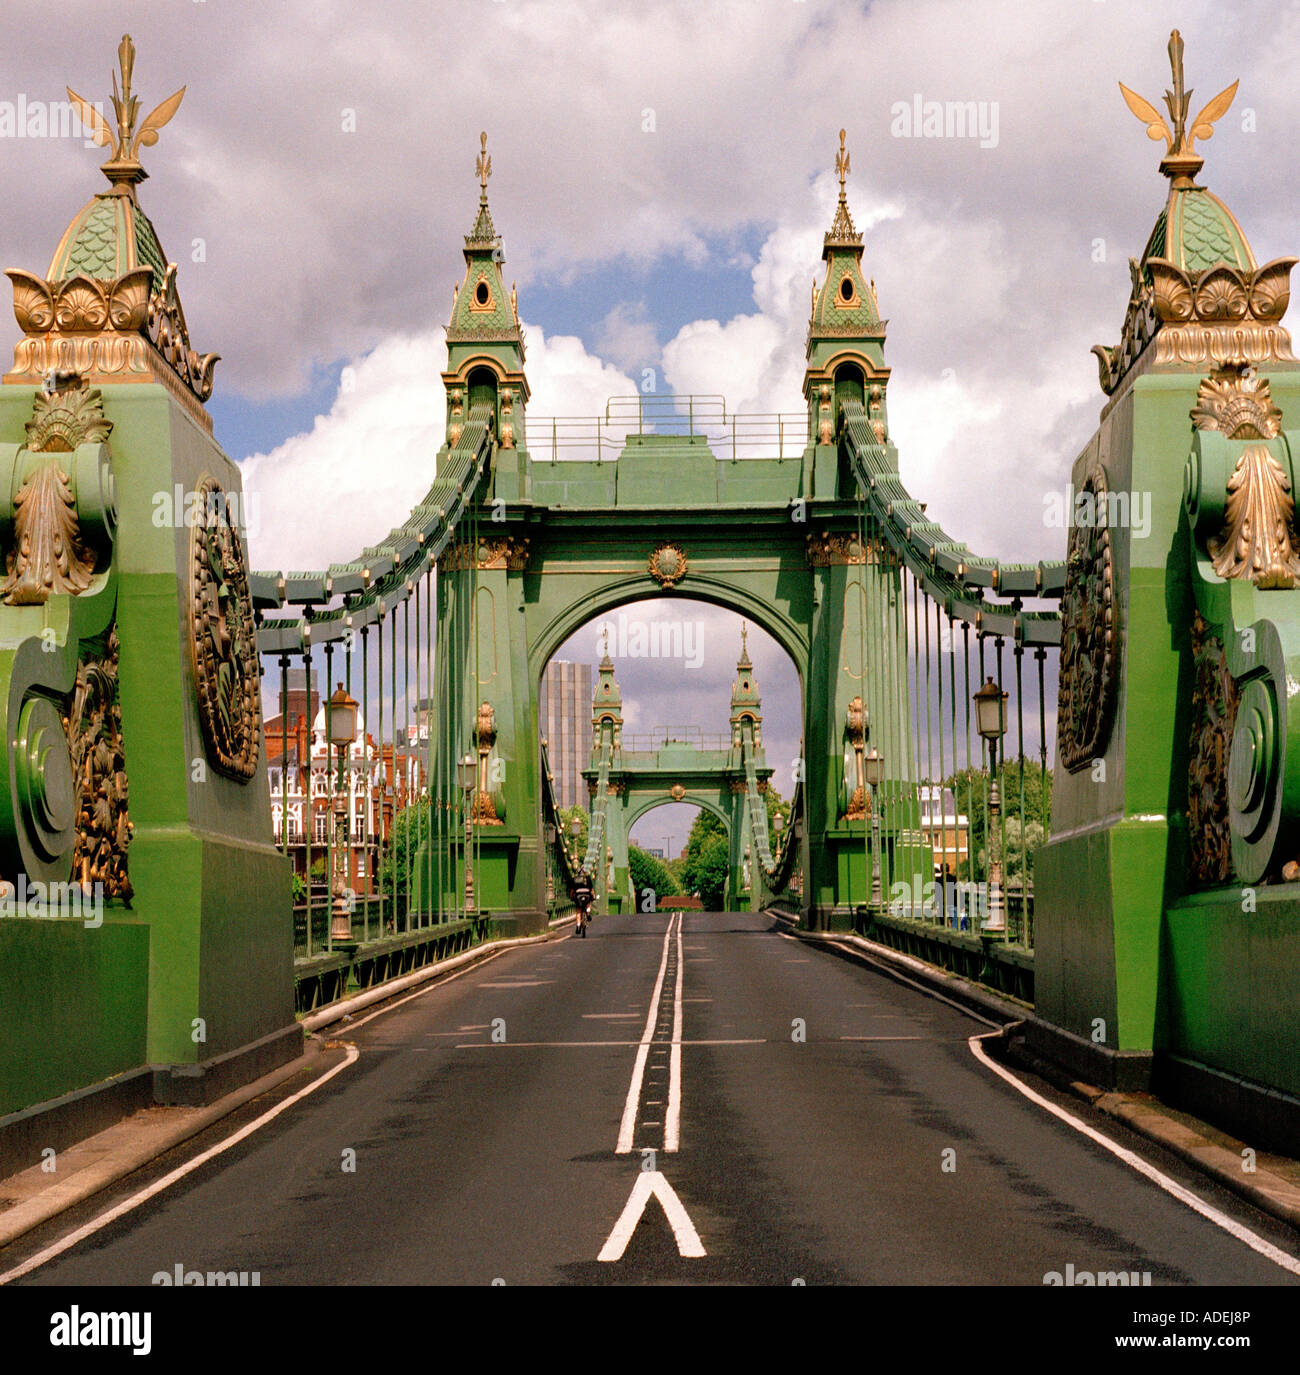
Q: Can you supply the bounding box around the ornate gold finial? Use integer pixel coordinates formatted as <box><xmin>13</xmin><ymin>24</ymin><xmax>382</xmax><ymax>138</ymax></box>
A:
<box><xmin>66</xmin><ymin>34</ymin><xmax>185</xmax><ymax>198</ymax></box>
<box><xmin>476</xmin><ymin>130</ymin><xmax>492</xmax><ymax>202</ymax></box>
<box><xmin>826</xmin><ymin>127</ymin><xmax>860</xmax><ymax>244</ymax></box>
<box><xmin>1118</xmin><ymin>29</ymin><xmax>1237</xmax><ymax>187</ymax></box>
<box><xmin>740</xmin><ymin>621</ymin><xmax>748</xmax><ymax>656</ymax></box>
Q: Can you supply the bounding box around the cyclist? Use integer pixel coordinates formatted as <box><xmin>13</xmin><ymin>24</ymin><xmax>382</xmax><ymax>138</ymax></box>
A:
<box><xmin>573</xmin><ymin>870</ymin><xmax>594</xmax><ymax>938</ymax></box>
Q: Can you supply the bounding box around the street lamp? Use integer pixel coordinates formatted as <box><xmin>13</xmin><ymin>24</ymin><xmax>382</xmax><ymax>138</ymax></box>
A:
<box><xmin>458</xmin><ymin>752</ymin><xmax>477</xmax><ymax>914</ymax></box>
<box><xmin>326</xmin><ymin>683</ymin><xmax>358</xmax><ymax>943</ymax></box>
<box><xmin>863</xmin><ymin>748</ymin><xmax>883</xmax><ymax>910</ymax></box>
<box><xmin>545</xmin><ymin>823</ymin><xmax>556</xmax><ymax>905</ymax></box>
<box><xmin>973</xmin><ymin>676</ymin><xmax>1009</xmax><ymax>933</ymax></box>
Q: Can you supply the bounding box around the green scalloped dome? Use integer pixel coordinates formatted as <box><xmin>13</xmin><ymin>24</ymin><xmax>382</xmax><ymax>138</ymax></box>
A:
<box><xmin>45</xmin><ymin>192</ymin><xmax>167</xmax><ymax>289</ymax></box>
<box><xmin>1143</xmin><ymin>185</ymin><xmax>1256</xmax><ymax>275</ymax></box>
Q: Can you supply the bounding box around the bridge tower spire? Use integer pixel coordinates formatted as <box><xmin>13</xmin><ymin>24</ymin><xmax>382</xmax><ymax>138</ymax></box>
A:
<box><xmin>730</xmin><ymin>623</ymin><xmax>763</xmax><ymax>756</ymax></box>
<box><xmin>803</xmin><ymin>128</ymin><xmax>890</xmax><ymax>452</ymax></box>
<box><xmin>441</xmin><ymin>130</ymin><xmax>529</xmax><ymax>452</ymax></box>
<box><xmin>592</xmin><ymin>630</ymin><xmax>623</xmax><ymax>753</ymax></box>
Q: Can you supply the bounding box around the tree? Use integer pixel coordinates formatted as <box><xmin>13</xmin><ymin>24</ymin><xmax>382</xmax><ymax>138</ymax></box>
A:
<box><xmin>684</xmin><ymin>808</ymin><xmax>725</xmax><ymax>859</ymax></box>
<box><xmin>379</xmin><ymin>802</ymin><xmax>430</xmax><ymax>899</ymax></box>
<box><xmin>761</xmin><ymin>783</ymin><xmax>791</xmax><ymax>860</ymax></box>
<box><xmin>558</xmin><ymin>803</ymin><xmax>589</xmax><ymax>866</ymax></box>
<box><xmin>943</xmin><ymin>757</ymin><xmax>1052</xmax><ymax>883</ymax></box>
<box><xmin>628</xmin><ymin>844</ymin><xmax>681</xmax><ymax>899</ymax></box>
<box><xmin>682</xmin><ymin>811</ymin><xmax>729</xmax><ymax>907</ymax></box>
<box><xmin>689</xmin><ymin>834</ymin><xmax>730</xmax><ymax>910</ymax></box>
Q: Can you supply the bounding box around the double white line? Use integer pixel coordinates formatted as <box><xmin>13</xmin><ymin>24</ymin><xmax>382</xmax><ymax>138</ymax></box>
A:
<box><xmin>600</xmin><ymin>912</ymin><xmax>705</xmax><ymax>1262</ymax></box>
<box><xmin>616</xmin><ymin>912</ymin><xmax>684</xmax><ymax>1155</ymax></box>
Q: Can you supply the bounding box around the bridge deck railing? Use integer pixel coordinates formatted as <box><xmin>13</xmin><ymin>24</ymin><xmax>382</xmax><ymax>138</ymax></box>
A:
<box><xmin>839</xmin><ymin>402</ymin><xmax>1058</xmax><ymax>952</ymax></box>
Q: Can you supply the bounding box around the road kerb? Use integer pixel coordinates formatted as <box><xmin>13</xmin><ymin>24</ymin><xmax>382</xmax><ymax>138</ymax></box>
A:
<box><xmin>776</xmin><ymin>916</ymin><xmax>1300</xmax><ymax>1238</ymax></box>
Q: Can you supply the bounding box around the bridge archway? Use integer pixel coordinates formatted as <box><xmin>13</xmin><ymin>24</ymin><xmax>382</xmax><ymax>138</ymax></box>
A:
<box><xmin>529</xmin><ymin>581</ymin><xmax>810</xmax><ymax>695</ymax></box>
<box><xmin>538</xmin><ymin>597</ymin><xmax>794</xmax><ymax>914</ymax></box>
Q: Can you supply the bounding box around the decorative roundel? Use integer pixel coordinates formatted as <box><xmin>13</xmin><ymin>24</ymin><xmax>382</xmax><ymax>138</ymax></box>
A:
<box><xmin>649</xmin><ymin>542</ymin><xmax>688</xmax><ymax>588</ymax></box>
<box><xmin>670</xmin><ymin>783</ymin><xmax>686</xmax><ymax>801</ymax></box>
<box><xmin>188</xmin><ymin>474</ymin><xmax>260</xmax><ymax>782</ymax></box>
<box><xmin>1057</xmin><ymin>465</ymin><xmax>1118</xmax><ymax>772</ymax></box>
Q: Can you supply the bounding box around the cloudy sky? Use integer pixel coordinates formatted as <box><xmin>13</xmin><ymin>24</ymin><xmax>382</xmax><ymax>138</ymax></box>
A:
<box><xmin>0</xmin><ymin>0</ymin><xmax>1295</xmax><ymax>850</ymax></box>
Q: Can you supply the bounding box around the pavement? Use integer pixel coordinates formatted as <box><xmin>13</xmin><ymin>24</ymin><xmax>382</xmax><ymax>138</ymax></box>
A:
<box><xmin>1</xmin><ymin>910</ymin><xmax>1298</xmax><ymax>1285</ymax></box>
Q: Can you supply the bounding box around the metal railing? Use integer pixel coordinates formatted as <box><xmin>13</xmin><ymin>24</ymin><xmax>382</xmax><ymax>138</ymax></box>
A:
<box><xmin>526</xmin><ymin>394</ymin><xmax>807</xmax><ymax>463</ymax></box>
<box><xmin>614</xmin><ymin>727</ymin><xmax>734</xmax><ymax>754</ymax></box>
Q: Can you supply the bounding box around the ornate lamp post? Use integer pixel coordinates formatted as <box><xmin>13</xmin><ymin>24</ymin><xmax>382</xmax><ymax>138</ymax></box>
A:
<box><xmin>545</xmin><ymin>823</ymin><xmax>556</xmax><ymax>906</ymax></box>
<box><xmin>863</xmin><ymin>748</ymin><xmax>883</xmax><ymax>910</ymax></box>
<box><xmin>570</xmin><ymin>814</ymin><xmax>582</xmax><ymax>871</ymax></box>
<box><xmin>458</xmin><ymin>752</ymin><xmax>477</xmax><ymax>914</ymax></box>
<box><xmin>973</xmin><ymin>676</ymin><xmax>1009</xmax><ymax>933</ymax></box>
<box><xmin>326</xmin><ymin>683</ymin><xmax>359</xmax><ymax>944</ymax></box>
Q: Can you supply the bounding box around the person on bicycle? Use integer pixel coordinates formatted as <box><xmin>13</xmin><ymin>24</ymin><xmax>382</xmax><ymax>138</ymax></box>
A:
<box><xmin>573</xmin><ymin>871</ymin><xmax>594</xmax><ymax>938</ymax></box>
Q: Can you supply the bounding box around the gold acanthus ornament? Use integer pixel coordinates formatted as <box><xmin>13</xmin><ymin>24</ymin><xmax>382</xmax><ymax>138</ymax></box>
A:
<box><xmin>817</xmin><ymin>384</ymin><xmax>834</xmax><ymax>444</ymax></box>
<box><xmin>447</xmin><ymin>387</ymin><xmax>464</xmax><ymax>446</ymax></box>
<box><xmin>1192</xmin><ymin>364</ymin><xmax>1300</xmax><ymax>588</ymax></box>
<box><xmin>806</xmin><ymin>531</ymin><xmax>875</xmax><ymax>566</ymax></box>
<box><xmin>471</xmin><ymin>700</ymin><xmax>503</xmax><ymax>824</ymax></box>
<box><xmin>438</xmin><ymin>536</ymin><xmax>530</xmax><ymax>572</ymax></box>
<box><xmin>844</xmin><ymin>696</ymin><xmax>868</xmax><ymax>821</ymax></box>
<box><xmin>1</xmin><ymin>379</ymin><xmax>113</xmax><ymax>607</ymax></box>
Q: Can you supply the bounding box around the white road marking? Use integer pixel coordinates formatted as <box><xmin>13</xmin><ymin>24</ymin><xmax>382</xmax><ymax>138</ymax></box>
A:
<box><xmin>968</xmin><ymin>1033</ymin><xmax>1300</xmax><ymax>1277</ymax></box>
<box><xmin>616</xmin><ymin>914</ymin><xmax>678</xmax><ymax>1154</ymax></box>
<box><xmin>582</xmin><ymin>1013</ymin><xmax>642</xmax><ymax>1020</ymax></box>
<box><xmin>454</xmin><ymin>1038</ymin><xmax>764</xmax><ymax>1050</ymax></box>
<box><xmin>1</xmin><ymin>935</ymin><xmax>543</xmax><ymax>1281</ymax></box>
<box><xmin>779</xmin><ymin>929</ymin><xmax>998</xmax><ymax>1027</ymax></box>
<box><xmin>666</xmin><ymin>912</ymin><xmax>685</xmax><ymax>1152</ymax></box>
<box><xmin>0</xmin><ymin>1045</ymin><xmax>361</xmax><ymax>1285</ymax></box>
<box><xmin>597</xmin><ymin>1170</ymin><xmax>706</xmax><ymax>1262</ymax></box>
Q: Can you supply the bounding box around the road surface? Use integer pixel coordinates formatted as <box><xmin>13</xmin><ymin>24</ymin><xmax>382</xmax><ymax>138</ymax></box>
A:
<box><xmin>9</xmin><ymin>911</ymin><xmax>1300</xmax><ymax>1286</ymax></box>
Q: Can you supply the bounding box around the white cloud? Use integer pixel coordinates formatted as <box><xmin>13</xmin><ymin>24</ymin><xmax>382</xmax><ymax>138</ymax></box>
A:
<box><xmin>241</xmin><ymin>323</ymin><xmax>636</xmax><ymax>572</ymax></box>
<box><xmin>595</xmin><ymin>301</ymin><xmax>659</xmax><ymax>374</ymax></box>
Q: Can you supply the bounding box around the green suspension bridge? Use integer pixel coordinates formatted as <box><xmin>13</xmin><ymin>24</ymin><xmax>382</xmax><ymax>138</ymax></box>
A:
<box><xmin>3</xmin><ymin>29</ymin><xmax>1300</xmax><ymax>1206</ymax></box>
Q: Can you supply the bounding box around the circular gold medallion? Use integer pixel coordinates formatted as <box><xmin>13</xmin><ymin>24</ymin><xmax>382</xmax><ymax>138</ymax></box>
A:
<box><xmin>649</xmin><ymin>542</ymin><xmax>688</xmax><ymax>588</ymax></box>
<box><xmin>189</xmin><ymin>475</ymin><xmax>259</xmax><ymax>781</ymax></box>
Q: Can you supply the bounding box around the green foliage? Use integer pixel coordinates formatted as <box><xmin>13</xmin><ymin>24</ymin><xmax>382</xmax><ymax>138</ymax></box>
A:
<box><xmin>684</xmin><ymin>809</ymin><xmax>725</xmax><ymax>856</ymax></box>
<box><xmin>292</xmin><ymin>873</ymin><xmax>307</xmax><ymax>904</ymax></box>
<box><xmin>943</xmin><ymin>757</ymin><xmax>1052</xmax><ymax>883</ymax></box>
<box><xmin>310</xmin><ymin>856</ymin><xmax>327</xmax><ymax>881</ymax></box>
<box><xmin>380</xmin><ymin>803</ymin><xmax>430</xmax><ymax>897</ymax></box>
<box><xmin>688</xmin><ymin>834</ymin><xmax>730</xmax><ymax>910</ymax></box>
<box><xmin>558</xmin><ymin>803</ymin><xmax>588</xmax><ymax>864</ymax></box>
<box><xmin>762</xmin><ymin>783</ymin><xmax>791</xmax><ymax>859</ymax></box>
<box><xmin>628</xmin><ymin>844</ymin><xmax>681</xmax><ymax>898</ymax></box>
<box><xmin>680</xmin><ymin>810</ymin><xmax>729</xmax><ymax>907</ymax></box>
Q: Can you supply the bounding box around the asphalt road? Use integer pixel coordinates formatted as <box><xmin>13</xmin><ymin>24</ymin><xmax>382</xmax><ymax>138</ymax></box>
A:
<box><xmin>11</xmin><ymin>911</ymin><xmax>1300</xmax><ymax>1286</ymax></box>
